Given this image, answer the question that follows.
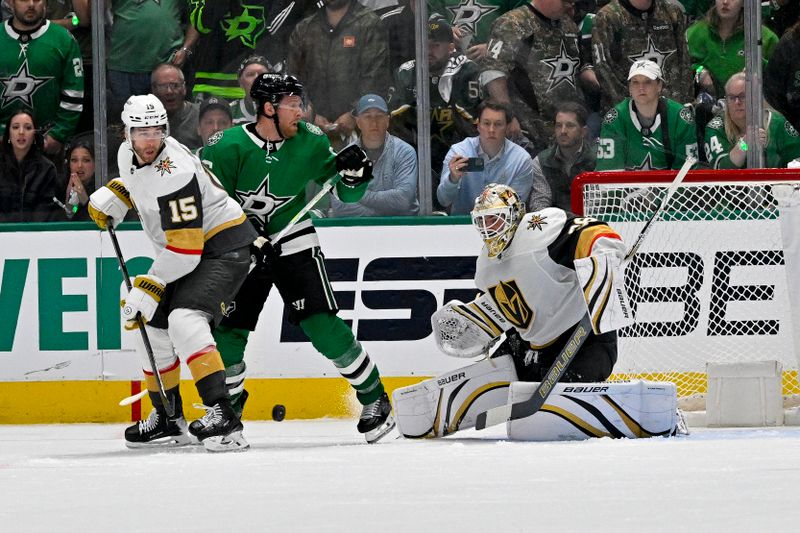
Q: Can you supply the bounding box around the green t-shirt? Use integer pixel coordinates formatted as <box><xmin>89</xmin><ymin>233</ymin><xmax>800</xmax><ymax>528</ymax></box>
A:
<box><xmin>107</xmin><ymin>0</ymin><xmax>183</xmax><ymax>73</ymax></box>
<box><xmin>597</xmin><ymin>97</ymin><xmax>699</xmax><ymax>171</ymax></box>
<box><xmin>199</xmin><ymin>122</ymin><xmax>366</xmax><ymax>235</ymax></box>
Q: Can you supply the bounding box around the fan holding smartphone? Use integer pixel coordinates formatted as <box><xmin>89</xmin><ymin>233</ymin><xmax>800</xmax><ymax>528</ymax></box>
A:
<box><xmin>437</xmin><ymin>101</ymin><xmax>534</xmax><ymax>214</ymax></box>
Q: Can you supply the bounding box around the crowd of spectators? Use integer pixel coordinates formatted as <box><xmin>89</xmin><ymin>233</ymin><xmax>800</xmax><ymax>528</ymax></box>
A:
<box><xmin>3</xmin><ymin>0</ymin><xmax>800</xmax><ymax>223</ymax></box>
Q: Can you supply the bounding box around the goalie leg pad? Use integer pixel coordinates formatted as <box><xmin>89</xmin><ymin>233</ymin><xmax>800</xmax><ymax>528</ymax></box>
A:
<box><xmin>506</xmin><ymin>380</ymin><xmax>679</xmax><ymax>441</ymax></box>
<box><xmin>392</xmin><ymin>354</ymin><xmax>517</xmax><ymax>438</ymax></box>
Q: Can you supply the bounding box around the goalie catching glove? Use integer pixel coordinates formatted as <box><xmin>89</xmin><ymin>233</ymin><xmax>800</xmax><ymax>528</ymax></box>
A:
<box><xmin>121</xmin><ymin>275</ymin><xmax>166</xmax><ymax>327</ymax></box>
<box><xmin>431</xmin><ymin>295</ymin><xmax>510</xmax><ymax>358</ymax></box>
<box><xmin>335</xmin><ymin>144</ymin><xmax>373</xmax><ymax>187</ymax></box>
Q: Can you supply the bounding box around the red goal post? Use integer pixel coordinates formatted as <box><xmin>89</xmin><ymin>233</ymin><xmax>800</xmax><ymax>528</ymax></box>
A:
<box><xmin>571</xmin><ymin>168</ymin><xmax>800</xmax><ymax>406</ymax></box>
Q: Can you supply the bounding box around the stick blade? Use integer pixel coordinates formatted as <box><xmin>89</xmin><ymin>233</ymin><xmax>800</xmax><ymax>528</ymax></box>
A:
<box><xmin>475</xmin><ymin>404</ymin><xmax>512</xmax><ymax>431</ymax></box>
<box><xmin>119</xmin><ymin>389</ymin><xmax>148</xmax><ymax>406</ymax></box>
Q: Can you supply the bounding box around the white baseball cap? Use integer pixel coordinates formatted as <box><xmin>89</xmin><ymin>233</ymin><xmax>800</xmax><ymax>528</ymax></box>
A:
<box><xmin>628</xmin><ymin>60</ymin><xmax>663</xmax><ymax>81</ymax></box>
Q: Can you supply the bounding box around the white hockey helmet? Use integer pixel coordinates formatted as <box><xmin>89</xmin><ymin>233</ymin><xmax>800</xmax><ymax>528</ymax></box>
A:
<box><xmin>122</xmin><ymin>94</ymin><xmax>169</xmax><ymax>149</ymax></box>
<box><xmin>471</xmin><ymin>184</ymin><xmax>525</xmax><ymax>257</ymax></box>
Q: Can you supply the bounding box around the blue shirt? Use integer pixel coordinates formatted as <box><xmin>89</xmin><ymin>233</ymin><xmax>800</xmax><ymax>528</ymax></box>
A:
<box><xmin>437</xmin><ymin>136</ymin><xmax>533</xmax><ymax>214</ymax></box>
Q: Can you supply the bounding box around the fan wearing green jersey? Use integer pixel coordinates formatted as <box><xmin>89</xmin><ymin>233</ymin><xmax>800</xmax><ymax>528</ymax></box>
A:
<box><xmin>596</xmin><ymin>60</ymin><xmax>698</xmax><ymax>171</ymax></box>
<box><xmin>199</xmin><ymin>73</ymin><xmax>396</xmax><ymax>443</ymax></box>
<box><xmin>704</xmin><ymin>72</ymin><xmax>800</xmax><ymax>169</ymax></box>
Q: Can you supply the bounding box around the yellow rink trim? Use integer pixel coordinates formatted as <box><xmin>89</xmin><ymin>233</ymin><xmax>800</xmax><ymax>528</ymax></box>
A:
<box><xmin>0</xmin><ymin>377</ymin><xmax>428</xmax><ymax>424</ymax></box>
<box><xmin>608</xmin><ymin>370</ymin><xmax>800</xmax><ymax>397</ymax></box>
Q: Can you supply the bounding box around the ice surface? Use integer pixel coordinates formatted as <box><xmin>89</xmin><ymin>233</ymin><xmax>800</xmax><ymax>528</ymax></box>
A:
<box><xmin>1</xmin><ymin>420</ymin><xmax>799</xmax><ymax>532</ymax></box>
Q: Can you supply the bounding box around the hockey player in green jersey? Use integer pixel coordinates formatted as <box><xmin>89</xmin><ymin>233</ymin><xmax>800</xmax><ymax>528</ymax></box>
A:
<box><xmin>199</xmin><ymin>73</ymin><xmax>396</xmax><ymax>443</ymax></box>
<box><xmin>596</xmin><ymin>60</ymin><xmax>698</xmax><ymax>171</ymax></box>
<box><xmin>704</xmin><ymin>72</ymin><xmax>800</xmax><ymax>169</ymax></box>
<box><xmin>1</xmin><ymin>0</ymin><xmax>84</xmax><ymax>153</ymax></box>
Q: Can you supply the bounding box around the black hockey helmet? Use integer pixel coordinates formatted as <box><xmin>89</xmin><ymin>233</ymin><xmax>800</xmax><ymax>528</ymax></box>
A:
<box><xmin>250</xmin><ymin>73</ymin><xmax>304</xmax><ymax>109</ymax></box>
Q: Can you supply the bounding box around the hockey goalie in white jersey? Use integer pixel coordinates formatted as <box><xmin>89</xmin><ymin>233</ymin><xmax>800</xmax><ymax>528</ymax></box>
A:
<box><xmin>393</xmin><ymin>184</ymin><xmax>682</xmax><ymax>441</ymax></box>
<box><xmin>88</xmin><ymin>95</ymin><xmax>257</xmax><ymax>452</ymax></box>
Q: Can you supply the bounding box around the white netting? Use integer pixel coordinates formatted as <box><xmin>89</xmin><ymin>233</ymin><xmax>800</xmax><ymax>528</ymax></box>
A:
<box><xmin>577</xmin><ymin>171</ymin><xmax>800</xmax><ymax>406</ymax></box>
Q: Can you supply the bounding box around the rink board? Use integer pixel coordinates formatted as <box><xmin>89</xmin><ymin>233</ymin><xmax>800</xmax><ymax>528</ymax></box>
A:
<box><xmin>0</xmin><ymin>219</ymin><xmax>796</xmax><ymax>422</ymax></box>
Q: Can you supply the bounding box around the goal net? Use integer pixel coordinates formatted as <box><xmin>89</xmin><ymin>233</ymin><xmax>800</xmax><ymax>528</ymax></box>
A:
<box><xmin>572</xmin><ymin>169</ymin><xmax>800</xmax><ymax>407</ymax></box>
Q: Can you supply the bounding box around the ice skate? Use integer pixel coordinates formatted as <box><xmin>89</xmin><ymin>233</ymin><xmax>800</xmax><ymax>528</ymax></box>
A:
<box><xmin>189</xmin><ymin>399</ymin><xmax>249</xmax><ymax>452</ymax></box>
<box><xmin>357</xmin><ymin>392</ymin><xmax>396</xmax><ymax>443</ymax></box>
<box><xmin>124</xmin><ymin>408</ymin><xmax>192</xmax><ymax>449</ymax></box>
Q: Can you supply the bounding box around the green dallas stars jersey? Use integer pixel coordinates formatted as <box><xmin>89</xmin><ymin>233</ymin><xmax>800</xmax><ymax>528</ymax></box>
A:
<box><xmin>704</xmin><ymin>111</ymin><xmax>800</xmax><ymax>170</ymax></box>
<box><xmin>199</xmin><ymin>121</ymin><xmax>367</xmax><ymax>244</ymax></box>
<box><xmin>596</xmin><ymin>97</ymin><xmax>698</xmax><ymax>171</ymax></box>
<box><xmin>429</xmin><ymin>0</ymin><xmax>527</xmax><ymax>47</ymax></box>
<box><xmin>0</xmin><ymin>20</ymin><xmax>83</xmax><ymax>142</ymax></box>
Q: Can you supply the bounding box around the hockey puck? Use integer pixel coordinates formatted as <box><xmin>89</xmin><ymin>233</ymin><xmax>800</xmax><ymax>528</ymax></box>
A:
<box><xmin>272</xmin><ymin>404</ymin><xmax>286</xmax><ymax>422</ymax></box>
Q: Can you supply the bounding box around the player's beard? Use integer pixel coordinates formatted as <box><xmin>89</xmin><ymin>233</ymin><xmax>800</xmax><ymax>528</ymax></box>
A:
<box><xmin>17</xmin><ymin>5</ymin><xmax>45</xmax><ymax>27</ymax></box>
<box><xmin>279</xmin><ymin>120</ymin><xmax>299</xmax><ymax>139</ymax></box>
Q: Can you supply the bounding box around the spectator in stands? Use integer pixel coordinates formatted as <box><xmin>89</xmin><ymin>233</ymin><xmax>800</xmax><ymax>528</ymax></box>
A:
<box><xmin>197</xmin><ymin>98</ymin><xmax>233</xmax><ymax>147</ymax></box>
<box><xmin>230</xmin><ymin>55</ymin><xmax>272</xmax><ymax>125</ymax></box>
<box><xmin>288</xmin><ymin>0</ymin><xmax>389</xmax><ymax>150</ymax></box>
<box><xmin>188</xmin><ymin>0</ymin><xmax>310</xmax><ymax>101</ymax></box>
<box><xmin>430</xmin><ymin>0</ymin><xmax>527</xmax><ymax>61</ymax></box>
<box><xmin>0</xmin><ymin>0</ymin><xmax>84</xmax><ymax>155</ymax></box>
<box><xmin>107</xmin><ymin>0</ymin><xmax>189</xmax><ymax>121</ymax></box>
<box><xmin>438</xmin><ymin>100</ymin><xmax>533</xmax><ymax>214</ymax></box>
<box><xmin>765</xmin><ymin>19</ymin><xmax>800</xmax><ymax>133</ymax></box>
<box><xmin>61</xmin><ymin>138</ymin><xmax>95</xmax><ymax>220</ymax></box>
<box><xmin>481</xmin><ymin>0</ymin><xmax>597</xmax><ymax>156</ymax></box>
<box><xmin>764</xmin><ymin>0</ymin><xmax>800</xmax><ymax>37</ymax></box>
<box><xmin>705</xmin><ymin>72</ymin><xmax>800</xmax><ymax>169</ymax></box>
<box><xmin>687</xmin><ymin>0</ymin><xmax>778</xmax><ymax>100</ymax></box>
<box><xmin>596</xmin><ymin>60</ymin><xmax>698</xmax><ymax>171</ymax></box>
<box><xmin>390</xmin><ymin>20</ymin><xmax>481</xmax><ymax>200</ymax></box>
<box><xmin>528</xmin><ymin>101</ymin><xmax>596</xmax><ymax>211</ymax></box>
<box><xmin>330</xmin><ymin>94</ymin><xmax>419</xmax><ymax>217</ymax></box>
<box><xmin>365</xmin><ymin>0</ymin><xmax>415</xmax><ymax>72</ymax></box>
<box><xmin>592</xmin><ymin>0</ymin><xmax>694</xmax><ymax>110</ymax></box>
<box><xmin>47</xmin><ymin>1</ymin><xmax>93</xmax><ymax>135</ymax></box>
<box><xmin>151</xmin><ymin>64</ymin><xmax>202</xmax><ymax>150</ymax></box>
<box><xmin>0</xmin><ymin>109</ymin><xmax>62</xmax><ymax>222</ymax></box>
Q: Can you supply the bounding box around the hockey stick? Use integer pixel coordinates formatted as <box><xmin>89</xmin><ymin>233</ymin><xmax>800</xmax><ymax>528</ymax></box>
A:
<box><xmin>107</xmin><ymin>223</ymin><xmax>175</xmax><ymax>418</ymax></box>
<box><xmin>475</xmin><ymin>156</ymin><xmax>697</xmax><ymax>431</ymax></box>
<box><xmin>119</xmin><ymin>389</ymin><xmax>148</xmax><ymax>406</ymax></box>
<box><xmin>273</xmin><ymin>172</ymin><xmax>343</xmax><ymax>244</ymax></box>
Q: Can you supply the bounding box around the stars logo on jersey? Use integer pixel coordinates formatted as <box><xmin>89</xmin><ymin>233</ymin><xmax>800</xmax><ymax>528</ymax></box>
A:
<box><xmin>541</xmin><ymin>41</ymin><xmax>579</xmax><ymax>92</ymax></box>
<box><xmin>305</xmin><ymin>122</ymin><xmax>324</xmax><ymax>136</ymax></box>
<box><xmin>526</xmin><ymin>214</ymin><xmax>548</xmax><ymax>231</ymax></box>
<box><xmin>154</xmin><ymin>157</ymin><xmax>176</xmax><ymax>176</ymax></box>
<box><xmin>207</xmin><ymin>131</ymin><xmax>223</xmax><ymax>146</ymax></box>
<box><xmin>447</xmin><ymin>0</ymin><xmax>498</xmax><ymax>36</ymax></box>
<box><xmin>627</xmin><ymin>37</ymin><xmax>675</xmax><ymax>72</ymax></box>
<box><xmin>632</xmin><ymin>152</ymin><xmax>657</xmax><ymax>171</ymax></box>
<box><xmin>0</xmin><ymin>61</ymin><xmax>53</xmax><ymax>108</ymax></box>
<box><xmin>488</xmin><ymin>280</ymin><xmax>533</xmax><ymax>330</ymax></box>
<box><xmin>222</xmin><ymin>4</ymin><xmax>266</xmax><ymax>49</ymax></box>
<box><xmin>235</xmin><ymin>177</ymin><xmax>292</xmax><ymax>232</ymax></box>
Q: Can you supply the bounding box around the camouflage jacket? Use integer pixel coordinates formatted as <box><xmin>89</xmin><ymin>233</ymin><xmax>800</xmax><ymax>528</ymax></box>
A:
<box><xmin>481</xmin><ymin>4</ymin><xmax>587</xmax><ymax>153</ymax></box>
<box><xmin>288</xmin><ymin>1</ymin><xmax>389</xmax><ymax>120</ymax></box>
<box><xmin>592</xmin><ymin>0</ymin><xmax>694</xmax><ymax>110</ymax></box>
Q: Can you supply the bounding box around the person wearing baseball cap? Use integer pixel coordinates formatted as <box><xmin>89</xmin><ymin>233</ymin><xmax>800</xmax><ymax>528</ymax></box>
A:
<box><xmin>230</xmin><ymin>55</ymin><xmax>272</xmax><ymax>125</ymax></box>
<box><xmin>329</xmin><ymin>93</ymin><xmax>419</xmax><ymax>217</ymax></box>
<box><xmin>596</xmin><ymin>59</ymin><xmax>698</xmax><ymax>171</ymax></box>
<box><xmin>197</xmin><ymin>97</ymin><xmax>233</xmax><ymax>146</ymax></box>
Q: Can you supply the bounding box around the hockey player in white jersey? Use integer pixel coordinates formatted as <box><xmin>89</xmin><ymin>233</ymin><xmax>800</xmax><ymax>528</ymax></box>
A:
<box><xmin>88</xmin><ymin>95</ymin><xmax>257</xmax><ymax>452</ymax></box>
<box><xmin>394</xmin><ymin>184</ymin><xmax>681</xmax><ymax>440</ymax></box>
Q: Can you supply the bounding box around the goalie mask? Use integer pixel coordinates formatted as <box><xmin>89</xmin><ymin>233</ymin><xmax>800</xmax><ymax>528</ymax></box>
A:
<box><xmin>471</xmin><ymin>184</ymin><xmax>525</xmax><ymax>257</ymax></box>
<box><xmin>121</xmin><ymin>94</ymin><xmax>169</xmax><ymax>153</ymax></box>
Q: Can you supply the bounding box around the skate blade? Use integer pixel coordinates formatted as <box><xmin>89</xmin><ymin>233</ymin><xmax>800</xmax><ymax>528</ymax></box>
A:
<box><xmin>365</xmin><ymin>414</ymin><xmax>396</xmax><ymax>444</ymax></box>
<box><xmin>202</xmin><ymin>431</ymin><xmax>250</xmax><ymax>453</ymax></box>
<box><xmin>125</xmin><ymin>433</ymin><xmax>193</xmax><ymax>449</ymax></box>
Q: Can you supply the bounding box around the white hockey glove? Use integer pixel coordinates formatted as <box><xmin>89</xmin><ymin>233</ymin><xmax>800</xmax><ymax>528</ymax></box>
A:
<box><xmin>574</xmin><ymin>251</ymin><xmax>634</xmax><ymax>334</ymax></box>
<box><xmin>121</xmin><ymin>275</ymin><xmax>166</xmax><ymax>327</ymax></box>
<box><xmin>431</xmin><ymin>297</ymin><xmax>508</xmax><ymax>358</ymax></box>
<box><xmin>88</xmin><ymin>179</ymin><xmax>132</xmax><ymax>230</ymax></box>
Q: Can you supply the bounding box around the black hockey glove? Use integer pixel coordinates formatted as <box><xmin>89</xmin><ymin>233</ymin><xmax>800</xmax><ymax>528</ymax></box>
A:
<box><xmin>335</xmin><ymin>144</ymin><xmax>373</xmax><ymax>187</ymax></box>
<box><xmin>251</xmin><ymin>236</ymin><xmax>281</xmax><ymax>270</ymax></box>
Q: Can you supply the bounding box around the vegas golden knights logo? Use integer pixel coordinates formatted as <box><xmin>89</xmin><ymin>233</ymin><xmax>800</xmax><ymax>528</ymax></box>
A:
<box><xmin>489</xmin><ymin>280</ymin><xmax>533</xmax><ymax>329</ymax></box>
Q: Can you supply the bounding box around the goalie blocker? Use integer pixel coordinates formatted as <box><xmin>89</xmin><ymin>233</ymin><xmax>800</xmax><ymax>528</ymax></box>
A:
<box><xmin>392</xmin><ymin>355</ymin><xmax>682</xmax><ymax>440</ymax></box>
